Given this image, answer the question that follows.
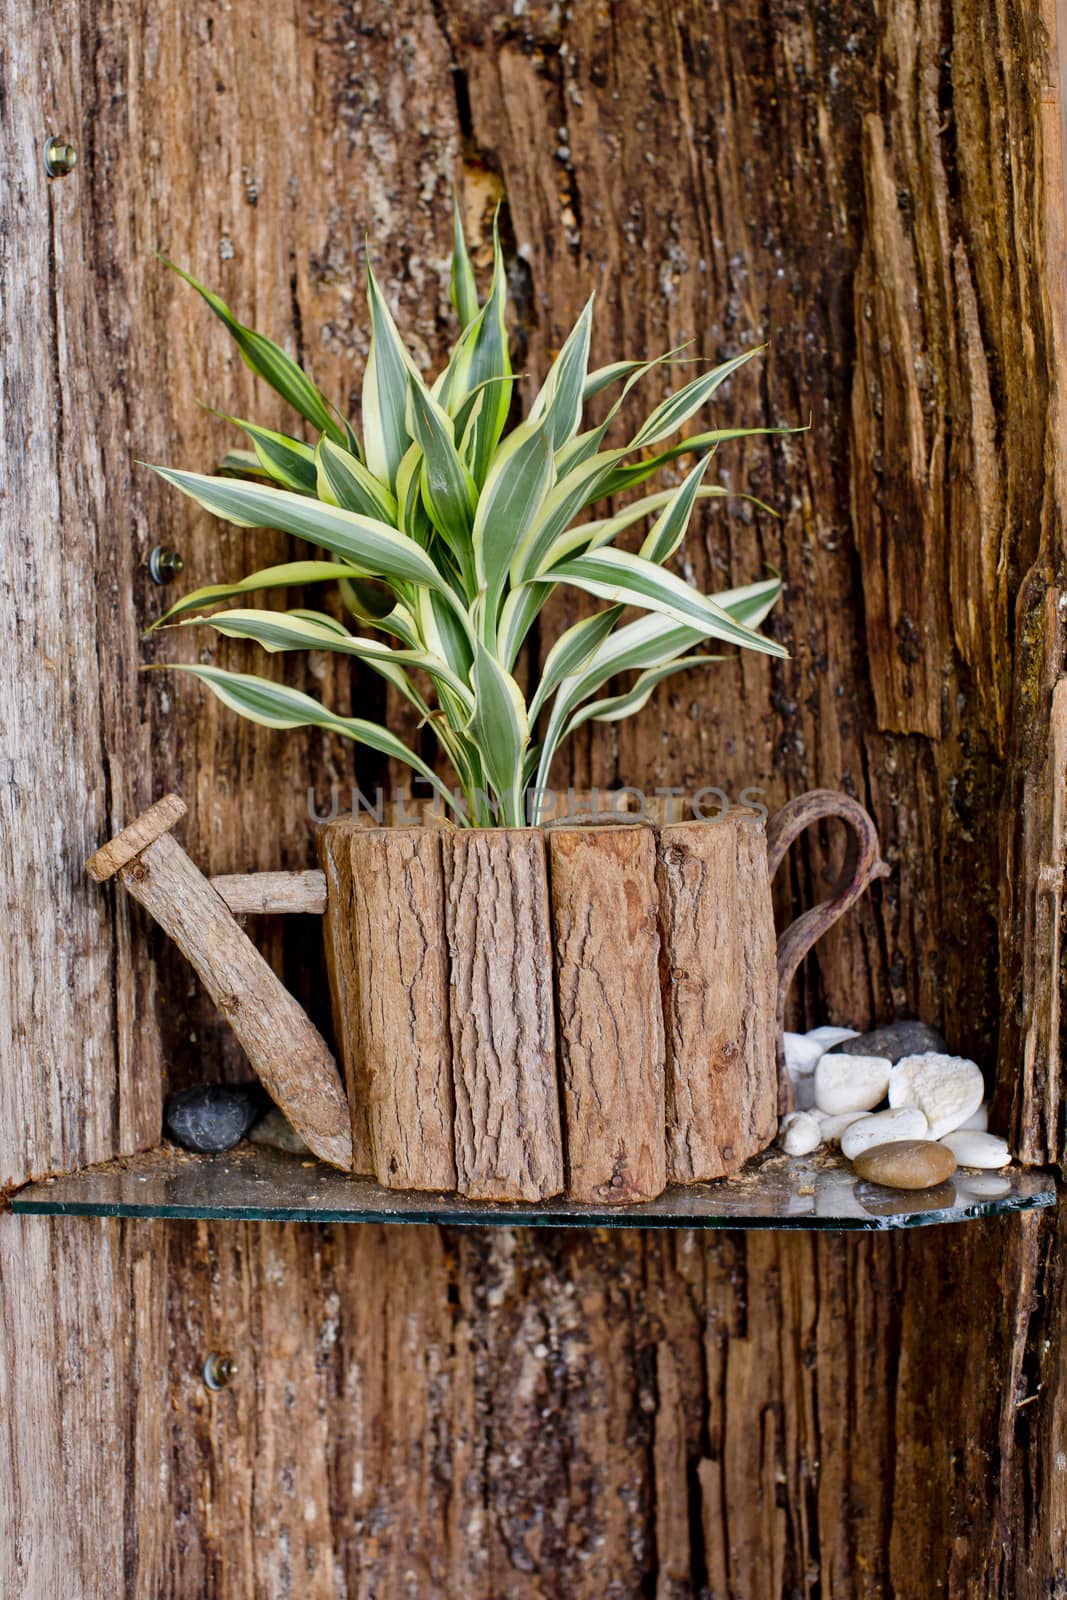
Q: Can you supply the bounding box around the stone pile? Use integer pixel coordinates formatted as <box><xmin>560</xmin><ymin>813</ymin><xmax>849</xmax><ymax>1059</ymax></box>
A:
<box><xmin>778</xmin><ymin>1022</ymin><xmax>1012</xmax><ymax>1189</ymax></box>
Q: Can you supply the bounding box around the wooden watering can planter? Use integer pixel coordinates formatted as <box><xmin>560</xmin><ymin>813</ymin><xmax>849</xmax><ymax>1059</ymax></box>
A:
<box><xmin>87</xmin><ymin>790</ymin><xmax>887</xmax><ymax>1205</ymax></box>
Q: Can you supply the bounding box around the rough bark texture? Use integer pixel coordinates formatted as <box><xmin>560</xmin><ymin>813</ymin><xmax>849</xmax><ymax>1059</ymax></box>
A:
<box><xmin>4</xmin><ymin>0</ymin><xmax>1067</xmax><ymax>1593</ymax></box>
<box><xmin>117</xmin><ymin>830</ymin><xmax>352</xmax><ymax>1170</ymax></box>
<box><xmin>657</xmin><ymin>814</ymin><xmax>779</xmax><ymax>1181</ymax></box>
<box><xmin>322</xmin><ymin>823</ymin><xmax>456</xmax><ymax>1191</ymax></box>
<box><xmin>444</xmin><ymin>829</ymin><xmax>564</xmax><ymax>1200</ymax></box>
<box><xmin>548</xmin><ymin>823</ymin><xmax>667</xmax><ymax>1203</ymax></box>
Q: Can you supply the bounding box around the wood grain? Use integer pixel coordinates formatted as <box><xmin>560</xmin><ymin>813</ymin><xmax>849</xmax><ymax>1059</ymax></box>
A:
<box><xmin>118</xmin><ymin>832</ymin><xmax>351</xmax><ymax>1170</ymax></box>
<box><xmin>444</xmin><ymin>829</ymin><xmax>564</xmax><ymax>1200</ymax></box>
<box><xmin>322</xmin><ymin>824</ymin><xmax>456</xmax><ymax>1191</ymax></box>
<box><xmin>548</xmin><ymin>823</ymin><xmax>667</xmax><ymax>1203</ymax></box>
<box><xmin>209</xmin><ymin>869</ymin><xmax>327</xmax><ymax>916</ymax></box>
<box><xmin>4</xmin><ymin>0</ymin><xmax>1067</xmax><ymax>1593</ymax></box>
<box><xmin>656</xmin><ymin>814</ymin><xmax>778</xmax><ymax>1181</ymax></box>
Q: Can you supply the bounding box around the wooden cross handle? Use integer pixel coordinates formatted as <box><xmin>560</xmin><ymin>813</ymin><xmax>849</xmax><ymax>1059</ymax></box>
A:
<box><xmin>86</xmin><ymin>793</ymin><xmax>188</xmax><ymax>882</ymax></box>
<box><xmin>86</xmin><ymin>796</ymin><xmax>352</xmax><ymax>1171</ymax></box>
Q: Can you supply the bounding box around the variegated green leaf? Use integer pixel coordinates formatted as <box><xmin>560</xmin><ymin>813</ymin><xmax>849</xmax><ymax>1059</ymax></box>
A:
<box><xmin>148</xmin><ymin>467</ymin><xmax>453</xmax><ymax>597</ymax></box>
<box><xmin>162</xmin><ymin>257</ymin><xmax>346</xmax><ymax>445</ymax></box>
<box><xmin>527</xmin><ymin>605</ymin><xmax>624</xmax><ymax>724</ymax></box>
<box><xmin>593</xmin><ymin>423</ymin><xmax>797</xmax><ymax>501</ymax></box>
<box><xmin>546</xmin><ymin>484</ymin><xmax>734</xmax><ymax>565</ymax></box>
<box><xmin>497</xmin><ymin>581</ymin><xmax>551</xmax><ymax>672</ymax></box>
<box><xmin>405</xmin><ymin>378</ymin><xmax>478</xmax><ymax>584</ymax></box>
<box><xmin>315</xmin><ymin>436</ymin><xmax>398</xmax><ymax>523</ymax></box>
<box><xmin>213</xmin><ymin>416</ymin><xmax>317</xmax><ymax>494</ymax></box>
<box><xmin>509</xmin><ymin>446</ymin><xmax>628</xmax><ymax>583</ymax></box>
<box><xmin>166</xmin><ymin>664</ymin><xmax>457</xmax><ymax>808</ymax></box>
<box><xmin>152</xmin><ymin>560</ymin><xmax>360</xmax><ymax>629</ymax></box>
<box><xmin>472</xmin><ymin>417</ymin><xmax>555</xmax><ymax>635</ymax></box>
<box><xmin>181</xmin><ymin>608</ymin><xmax>475</xmax><ymax>710</ymax></box>
<box><xmin>568</xmin><ymin>654</ymin><xmax>723</xmax><ymax>730</ymax></box>
<box><xmin>529</xmin><ymin>296</ymin><xmax>594</xmax><ymax>451</ymax></box>
<box><xmin>630</xmin><ymin>346</ymin><xmax>765</xmax><ymax>449</ymax></box>
<box><xmin>549</xmin><ymin>547</ymin><xmax>787</xmax><ymax>655</ymax></box>
<box><xmin>582</xmin><ymin>358</ymin><xmax>646</xmax><ymax>402</ymax></box>
<box><xmin>217</xmin><ymin>448</ymin><xmax>271</xmax><ymax>480</ymax></box>
<box><xmin>449</xmin><ymin>197</ymin><xmax>479</xmax><ymax>327</ymax></box>
<box><xmin>639</xmin><ymin>455</ymin><xmax>712</xmax><ymax>565</ymax></box>
<box><xmin>448</xmin><ymin>214</ymin><xmax>512</xmax><ymax>485</ymax></box>
<box><xmin>468</xmin><ymin>641</ymin><xmax>529</xmax><ymax>821</ymax></box>
<box><xmin>363</xmin><ymin>263</ymin><xmax>419</xmax><ymax>489</ymax></box>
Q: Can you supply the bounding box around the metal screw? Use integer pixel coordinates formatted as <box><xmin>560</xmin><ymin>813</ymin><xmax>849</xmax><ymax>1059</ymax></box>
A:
<box><xmin>202</xmin><ymin>1352</ymin><xmax>238</xmax><ymax>1391</ymax></box>
<box><xmin>149</xmin><ymin>546</ymin><xmax>184</xmax><ymax>585</ymax></box>
<box><xmin>43</xmin><ymin>137</ymin><xmax>78</xmax><ymax>178</ymax></box>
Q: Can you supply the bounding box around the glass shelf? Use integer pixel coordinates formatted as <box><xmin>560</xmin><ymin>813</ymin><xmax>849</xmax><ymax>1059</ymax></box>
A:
<box><xmin>8</xmin><ymin>1144</ymin><xmax>1057</xmax><ymax>1231</ymax></box>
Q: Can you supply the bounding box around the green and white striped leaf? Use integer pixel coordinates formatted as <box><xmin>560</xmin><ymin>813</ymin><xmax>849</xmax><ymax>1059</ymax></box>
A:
<box><xmin>545</xmin><ymin>484</ymin><xmax>733</xmax><ymax>566</ymax></box>
<box><xmin>497</xmin><ymin>580</ymin><xmax>552</xmax><ymax>672</ymax></box>
<box><xmin>149</xmin><ymin>467</ymin><xmax>452</xmax><ymax>596</ymax></box>
<box><xmin>449</xmin><ymin>197</ymin><xmax>479</xmax><ymax>327</ymax></box>
<box><xmin>509</xmin><ymin>446</ymin><xmax>628</xmax><ymax>583</ymax></box>
<box><xmin>472</xmin><ymin>416</ymin><xmax>555</xmax><ymax>634</ymax></box>
<box><xmin>547</xmin><ymin>548</ymin><xmax>788</xmax><ymax>656</ymax></box>
<box><xmin>467</xmin><ymin>642</ymin><xmax>529</xmax><ymax>818</ymax></box>
<box><xmin>567</xmin><ymin>654</ymin><xmax>723</xmax><ymax>730</ymax></box>
<box><xmin>630</xmin><ymin>346</ymin><xmax>764</xmax><ymax>449</ymax></box>
<box><xmin>217</xmin><ymin>448</ymin><xmax>271</xmax><ymax>480</ymax></box>
<box><xmin>529</xmin><ymin>296</ymin><xmax>594</xmax><ymax>451</ymax></box>
<box><xmin>593</xmin><ymin>424</ymin><xmax>796</xmax><ymax>501</ymax></box>
<box><xmin>153</xmin><ymin>560</ymin><xmax>360</xmax><ymax>629</ymax></box>
<box><xmin>639</xmin><ymin>455</ymin><xmax>712</xmax><ymax>565</ymax></box>
<box><xmin>405</xmin><ymin>378</ymin><xmax>477</xmax><ymax>582</ymax></box>
<box><xmin>315</xmin><ymin>437</ymin><xmax>397</xmax><ymax>523</ymax></box>
<box><xmin>362</xmin><ymin>263</ymin><xmax>420</xmax><ymax>489</ymax></box>
<box><xmin>162</xmin><ymin>258</ymin><xmax>345</xmax><ymax>445</ymax></box>
<box><xmin>447</xmin><ymin>216</ymin><xmax>512</xmax><ymax>485</ymax></box>
<box><xmin>582</xmin><ymin>358</ymin><xmax>646</xmax><ymax>402</ymax></box>
<box><xmin>215</xmin><ymin>416</ymin><xmax>317</xmax><ymax>494</ymax></box>
<box><xmin>166</xmin><ymin>664</ymin><xmax>457</xmax><ymax>808</ymax></box>
<box><xmin>527</xmin><ymin>605</ymin><xmax>624</xmax><ymax>724</ymax></box>
<box><xmin>182</xmin><ymin>607</ymin><xmax>475</xmax><ymax>710</ymax></box>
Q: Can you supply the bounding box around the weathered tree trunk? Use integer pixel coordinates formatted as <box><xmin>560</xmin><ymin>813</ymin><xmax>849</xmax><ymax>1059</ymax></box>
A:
<box><xmin>548</xmin><ymin>823</ymin><xmax>667</xmax><ymax>1203</ymax></box>
<box><xmin>3</xmin><ymin>0</ymin><xmax>1067</xmax><ymax>1594</ymax></box>
<box><xmin>656</xmin><ymin>813</ymin><xmax>779</xmax><ymax>1180</ymax></box>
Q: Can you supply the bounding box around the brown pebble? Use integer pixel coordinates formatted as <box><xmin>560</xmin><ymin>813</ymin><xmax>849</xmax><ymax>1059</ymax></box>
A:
<box><xmin>852</xmin><ymin>1139</ymin><xmax>957</xmax><ymax>1190</ymax></box>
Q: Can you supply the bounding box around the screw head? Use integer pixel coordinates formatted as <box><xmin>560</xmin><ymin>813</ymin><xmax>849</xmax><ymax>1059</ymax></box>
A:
<box><xmin>202</xmin><ymin>1352</ymin><xmax>238</xmax><ymax>1391</ymax></box>
<box><xmin>149</xmin><ymin>546</ymin><xmax>184</xmax><ymax>585</ymax></box>
<box><xmin>43</xmin><ymin>137</ymin><xmax>77</xmax><ymax>178</ymax></box>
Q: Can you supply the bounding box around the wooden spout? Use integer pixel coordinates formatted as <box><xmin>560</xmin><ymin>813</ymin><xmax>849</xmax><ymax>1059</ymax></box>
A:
<box><xmin>87</xmin><ymin>795</ymin><xmax>352</xmax><ymax>1171</ymax></box>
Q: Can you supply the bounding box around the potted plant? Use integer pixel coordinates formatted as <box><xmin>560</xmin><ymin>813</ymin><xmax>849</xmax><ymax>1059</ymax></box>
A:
<box><xmin>117</xmin><ymin>205</ymin><xmax>881</xmax><ymax>1204</ymax></box>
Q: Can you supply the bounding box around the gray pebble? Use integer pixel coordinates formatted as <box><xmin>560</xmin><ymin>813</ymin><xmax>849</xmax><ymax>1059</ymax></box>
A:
<box><xmin>165</xmin><ymin>1083</ymin><xmax>265</xmax><ymax>1153</ymax></box>
<box><xmin>829</xmin><ymin>1021</ymin><xmax>947</xmax><ymax>1064</ymax></box>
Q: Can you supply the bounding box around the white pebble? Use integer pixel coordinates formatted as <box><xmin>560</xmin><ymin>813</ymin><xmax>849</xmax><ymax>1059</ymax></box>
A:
<box><xmin>805</xmin><ymin>1025</ymin><xmax>859</xmax><ymax>1048</ymax></box>
<box><xmin>841</xmin><ymin>1106</ymin><xmax>928</xmax><ymax>1160</ymax></box>
<box><xmin>783</xmin><ymin>1031</ymin><xmax>823</xmax><ymax>1076</ymax></box>
<box><xmin>960</xmin><ymin>1102</ymin><xmax>989</xmax><ymax>1131</ymax></box>
<box><xmin>956</xmin><ymin>1173</ymin><xmax>1012</xmax><ymax>1199</ymax></box>
<box><xmin>778</xmin><ymin>1111</ymin><xmax>823</xmax><ymax>1155</ymax></box>
<box><xmin>814</xmin><ymin>1054</ymin><xmax>892</xmax><ymax>1115</ymax></box>
<box><xmin>888</xmin><ymin>1053</ymin><xmax>985</xmax><ymax>1138</ymax></box>
<box><xmin>815</xmin><ymin>1110</ymin><xmax>865</xmax><ymax>1145</ymax></box>
<box><xmin>939</xmin><ymin>1130</ymin><xmax>1011</xmax><ymax>1169</ymax></box>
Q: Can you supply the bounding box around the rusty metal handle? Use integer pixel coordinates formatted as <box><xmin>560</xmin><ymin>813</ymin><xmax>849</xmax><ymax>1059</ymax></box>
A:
<box><xmin>766</xmin><ymin>790</ymin><xmax>890</xmax><ymax>1113</ymax></box>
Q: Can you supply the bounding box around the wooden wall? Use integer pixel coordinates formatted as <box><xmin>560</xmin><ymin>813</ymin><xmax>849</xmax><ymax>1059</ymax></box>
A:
<box><xmin>2</xmin><ymin>0</ymin><xmax>1066</xmax><ymax>1594</ymax></box>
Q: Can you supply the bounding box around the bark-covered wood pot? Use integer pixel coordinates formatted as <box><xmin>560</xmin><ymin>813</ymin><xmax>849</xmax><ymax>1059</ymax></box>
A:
<box><xmin>315</xmin><ymin>791</ymin><xmax>888</xmax><ymax>1202</ymax></box>
<box><xmin>88</xmin><ymin>790</ymin><xmax>887</xmax><ymax>1205</ymax></box>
